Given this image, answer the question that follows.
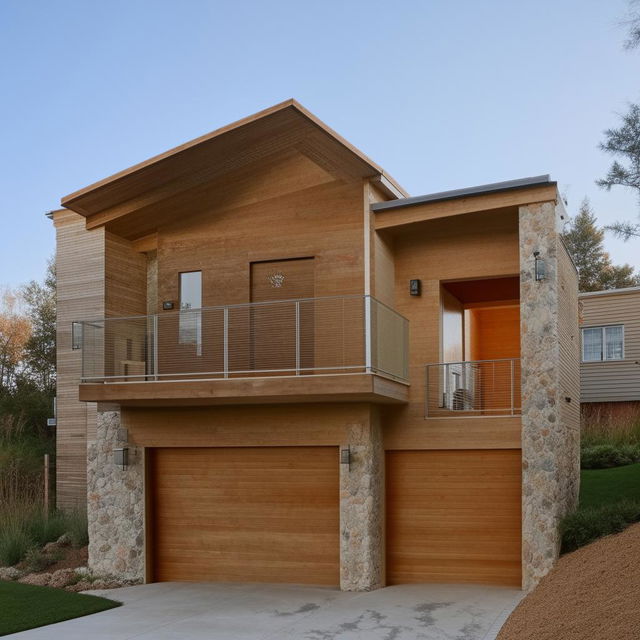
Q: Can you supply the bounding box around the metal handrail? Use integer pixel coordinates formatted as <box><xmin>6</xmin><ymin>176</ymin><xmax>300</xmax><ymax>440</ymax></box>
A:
<box><xmin>425</xmin><ymin>357</ymin><xmax>521</xmax><ymax>418</ymax></box>
<box><xmin>78</xmin><ymin>295</ymin><xmax>409</xmax><ymax>385</ymax></box>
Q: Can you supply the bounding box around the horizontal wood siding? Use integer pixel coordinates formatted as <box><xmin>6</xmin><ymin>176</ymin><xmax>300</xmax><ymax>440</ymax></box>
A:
<box><xmin>386</xmin><ymin>449</ymin><xmax>522</xmax><ymax>586</ymax></box>
<box><xmin>54</xmin><ymin>211</ymin><xmax>105</xmax><ymax>510</ymax></box>
<box><xmin>580</xmin><ymin>289</ymin><xmax>640</xmax><ymax>402</ymax></box>
<box><xmin>149</xmin><ymin>446</ymin><xmax>340</xmax><ymax>585</ymax></box>
<box><xmin>380</xmin><ymin>208</ymin><xmax>523</xmax><ymax>449</ymax></box>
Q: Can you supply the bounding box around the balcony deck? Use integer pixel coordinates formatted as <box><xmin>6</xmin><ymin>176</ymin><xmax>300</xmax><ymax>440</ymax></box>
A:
<box><xmin>79</xmin><ymin>372</ymin><xmax>408</xmax><ymax>406</ymax></box>
<box><xmin>77</xmin><ymin>295</ymin><xmax>409</xmax><ymax>407</ymax></box>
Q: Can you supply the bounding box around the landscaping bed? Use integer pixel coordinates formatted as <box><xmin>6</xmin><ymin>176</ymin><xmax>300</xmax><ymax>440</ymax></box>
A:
<box><xmin>497</xmin><ymin>522</ymin><xmax>640</xmax><ymax>640</ymax></box>
<box><xmin>0</xmin><ymin>580</ymin><xmax>120</xmax><ymax>636</ymax></box>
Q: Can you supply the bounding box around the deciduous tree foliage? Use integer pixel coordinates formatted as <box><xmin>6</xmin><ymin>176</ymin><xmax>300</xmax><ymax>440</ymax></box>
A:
<box><xmin>0</xmin><ymin>290</ymin><xmax>31</xmax><ymax>391</ymax></box>
<box><xmin>0</xmin><ymin>259</ymin><xmax>56</xmax><ymax>446</ymax></box>
<box><xmin>562</xmin><ymin>199</ymin><xmax>640</xmax><ymax>292</ymax></box>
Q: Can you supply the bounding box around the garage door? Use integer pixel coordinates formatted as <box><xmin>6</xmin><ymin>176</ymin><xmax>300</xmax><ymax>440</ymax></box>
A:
<box><xmin>386</xmin><ymin>449</ymin><xmax>521</xmax><ymax>586</ymax></box>
<box><xmin>149</xmin><ymin>446</ymin><xmax>339</xmax><ymax>585</ymax></box>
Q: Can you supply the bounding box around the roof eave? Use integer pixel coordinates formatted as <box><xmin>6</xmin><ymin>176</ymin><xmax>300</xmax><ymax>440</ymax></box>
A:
<box><xmin>371</xmin><ymin>175</ymin><xmax>555</xmax><ymax>213</ymax></box>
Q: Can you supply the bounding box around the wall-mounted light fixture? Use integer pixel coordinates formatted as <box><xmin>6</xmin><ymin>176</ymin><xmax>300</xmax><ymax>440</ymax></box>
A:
<box><xmin>534</xmin><ymin>251</ymin><xmax>546</xmax><ymax>281</ymax></box>
<box><xmin>113</xmin><ymin>447</ymin><xmax>129</xmax><ymax>470</ymax></box>
<box><xmin>410</xmin><ymin>279</ymin><xmax>421</xmax><ymax>296</ymax></box>
<box><xmin>340</xmin><ymin>446</ymin><xmax>351</xmax><ymax>471</ymax></box>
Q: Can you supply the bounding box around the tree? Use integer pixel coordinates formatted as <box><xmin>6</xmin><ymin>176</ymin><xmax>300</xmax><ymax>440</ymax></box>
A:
<box><xmin>20</xmin><ymin>258</ymin><xmax>56</xmax><ymax>394</ymax></box>
<box><xmin>0</xmin><ymin>289</ymin><xmax>31</xmax><ymax>391</ymax></box>
<box><xmin>562</xmin><ymin>198</ymin><xmax>640</xmax><ymax>292</ymax></box>
<box><xmin>623</xmin><ymin>0</ymin><xmax>640</xmax><ymax>50</ymax></box>
<box><xmin>596</xmin><ymin>103</ymin><xmax>640</xmax><ymax>240</ymax></box>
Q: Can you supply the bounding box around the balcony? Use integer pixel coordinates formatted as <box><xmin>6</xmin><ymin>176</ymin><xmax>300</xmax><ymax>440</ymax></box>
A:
<box><xmin>77</xmin><ymin>295</ymin><xmax>409</xmax><ymax>406</ymax></box>
<box><xmin>425</xmin><ymin>358</ymin><xmax>521</xmax><ymax>418</ymax></box>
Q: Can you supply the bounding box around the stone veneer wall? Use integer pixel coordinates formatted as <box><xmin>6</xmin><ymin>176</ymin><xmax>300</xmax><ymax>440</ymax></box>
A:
<box><xmin>519</xmin><ymin>200</ymin><xmax>580</xmax><ymax>591</ymax></box>
<box><xmin>87</xmin><ymin>410</ymin><xmax>145</xmax><ymax>581</ymax></box>
<box><xmin>339</xmin><ymin>408</ymin><xmax>385</xmax><ymax>591</ymax></box>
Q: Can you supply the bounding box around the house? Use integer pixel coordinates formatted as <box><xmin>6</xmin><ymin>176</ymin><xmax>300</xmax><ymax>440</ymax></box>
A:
<box><xmin>580</xmin><ymin>286</ymin><xmax>640</xmax><ymax>419</ymax></box>
<box><xmin>51</xmin><ymin>99</ymin><xmax>580</xmax><ymax>592</ymax></box>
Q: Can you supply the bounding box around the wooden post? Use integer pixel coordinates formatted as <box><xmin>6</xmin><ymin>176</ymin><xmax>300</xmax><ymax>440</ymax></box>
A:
<box><xmin>43</xmin><ymin>454</ymin><xmax>50</xmax><ymax>518</ymax></box>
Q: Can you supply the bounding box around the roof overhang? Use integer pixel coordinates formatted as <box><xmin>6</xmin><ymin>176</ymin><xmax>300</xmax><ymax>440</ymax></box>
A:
<box><xmin>372</xmin><ymin>175</ymin><xmax>559</xmax><ymax>231</ymax></box>
<box><xmin>61</xmin><ymin>100</ymin><xmax>406</xmax><ymax>238</ymax></box>
<box><xmin>579</xmin><ymin>286</ymin><xmax>640</xmax><ymax>299</ymax></box>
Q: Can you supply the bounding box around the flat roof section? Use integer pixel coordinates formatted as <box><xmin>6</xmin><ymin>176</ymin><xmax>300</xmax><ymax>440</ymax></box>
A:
<box><xmin>371</xmin><ymin>175</ymin><xmax>555</xmax><ymax>212</ymax></box>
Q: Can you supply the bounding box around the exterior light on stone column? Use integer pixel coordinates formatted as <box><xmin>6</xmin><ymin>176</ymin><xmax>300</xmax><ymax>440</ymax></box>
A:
<box><xmin>340</xmin><ymin>446</ymin><xmax>351</xmax><ymax>471</ymax></box>
<box><xmin>113</xmin><ymin>447</ymin><xmax>129</xmax><ymax>470</ymax></box>
<box><xmin>534</xmin><ymin>251</ymin><xmax>546</xmax><ymax>281</ymax></box>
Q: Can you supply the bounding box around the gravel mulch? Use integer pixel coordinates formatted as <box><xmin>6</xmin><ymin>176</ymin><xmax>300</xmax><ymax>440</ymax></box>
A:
<box><xmin>498</xmin><ymin>522</ymin><xmax>640</xmax><ymax>640</ymax></box>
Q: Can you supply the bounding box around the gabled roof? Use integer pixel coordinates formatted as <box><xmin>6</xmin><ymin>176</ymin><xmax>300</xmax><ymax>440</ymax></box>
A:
<box><xmin>61</xmin><ymin>99</ymin><xmax>406</xmax><ymax>232</ymax></box>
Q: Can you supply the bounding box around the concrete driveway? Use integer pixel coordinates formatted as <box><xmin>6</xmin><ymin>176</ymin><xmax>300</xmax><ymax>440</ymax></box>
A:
<box><xmin>11</xmin><ymin>582</ymin><xmax>523</xmax><ymax>640</ymax></box>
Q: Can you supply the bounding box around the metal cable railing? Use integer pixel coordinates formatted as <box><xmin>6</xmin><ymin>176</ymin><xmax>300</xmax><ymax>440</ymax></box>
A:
<box><xmin>79</xmin><ymin>295</ymin><xmax>409</xmax><ymax>384</ymax></box>
<box><xmin>425</xmin><ymin>358</ymin><xmax>521</xmax><ymax>417</ymax></box>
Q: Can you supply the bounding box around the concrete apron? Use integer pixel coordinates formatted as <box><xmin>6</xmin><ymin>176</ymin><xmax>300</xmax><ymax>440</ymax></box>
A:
<box><xmin>11</xmin><ymin>582</ymin><xmax>524</xmax><ymax>640</ymax></box>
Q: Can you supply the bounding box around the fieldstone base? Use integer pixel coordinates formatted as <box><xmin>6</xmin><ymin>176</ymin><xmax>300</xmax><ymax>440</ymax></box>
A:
<box><xmin>87</xmin><ymin>410</ymin><xmax>144</xmax><ymax>581</ymax></box>
<box><xmin>339</xmin><ymin>408</ymin><xmax>384</xmax><ymax>591</ymax></box>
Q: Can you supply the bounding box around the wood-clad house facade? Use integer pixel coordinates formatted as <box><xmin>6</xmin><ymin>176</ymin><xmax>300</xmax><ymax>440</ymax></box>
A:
<box><xmin>52</xmin><ymin>100</ymin><xmax>580</xmax><ymax>592</ymax></box>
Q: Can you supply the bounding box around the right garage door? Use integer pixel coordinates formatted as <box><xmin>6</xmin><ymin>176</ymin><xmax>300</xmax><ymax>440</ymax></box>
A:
<box><xmin>386</xmin><ymin>449</ymin><xmax>521</xmax><ymax>586</ymax></box>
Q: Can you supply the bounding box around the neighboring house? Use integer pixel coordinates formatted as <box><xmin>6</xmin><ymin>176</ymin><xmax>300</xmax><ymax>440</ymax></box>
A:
<box><xmin>51</xmin><ymin>99</ymin><xmax>579</xmax><ymax>593</ymax></box>
<box><xmin>580</xmin><ymin>286</ymin><xmax>640</xmax><ymax>418</ymax></box>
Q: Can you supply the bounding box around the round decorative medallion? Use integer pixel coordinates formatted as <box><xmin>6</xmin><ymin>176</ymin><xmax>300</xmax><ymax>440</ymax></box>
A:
<box><xmin>268</xmin><ymin>272</ymin><xmax>285</xmax><ymax>288</ymax></box>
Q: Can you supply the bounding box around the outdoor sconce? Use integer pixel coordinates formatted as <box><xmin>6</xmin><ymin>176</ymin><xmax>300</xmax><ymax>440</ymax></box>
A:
<box><xmin>113</xmin><ymin>447</ymin><xmax>129</xmax><ymax>470</ymax></box>
<box><xmin>534</xmin><ymin>251</ymin><xmax>546</xmax><ymax>281</ymax></box>
<box><xmin>340</xmin><ymin>447</ymin><xmax>351</xmax><ymax>471</ymax></box>
<box><xmin>410</xmin><ymin>279</ymin><xmax>421</xmax><ymax>296</ymax></box>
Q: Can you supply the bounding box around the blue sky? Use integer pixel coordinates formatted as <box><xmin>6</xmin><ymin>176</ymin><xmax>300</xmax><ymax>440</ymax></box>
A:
<box><xmin>1</xmin><ymin>0</ymin><xmax>639</xmax><ymax>289</ymax></box>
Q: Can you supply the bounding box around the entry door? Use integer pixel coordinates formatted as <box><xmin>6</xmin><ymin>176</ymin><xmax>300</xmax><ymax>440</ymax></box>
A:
<box><xmin>250</xmin><ymin>258</ymin><xmax>314</xmax><ymax>373</ymax></box>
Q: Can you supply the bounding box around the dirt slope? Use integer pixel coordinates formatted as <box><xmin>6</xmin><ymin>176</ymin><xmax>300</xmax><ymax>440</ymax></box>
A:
<box><xmin>498</xmin><ymin>523</ymin><xmax>640</xmax><ymax>640</ymax></box>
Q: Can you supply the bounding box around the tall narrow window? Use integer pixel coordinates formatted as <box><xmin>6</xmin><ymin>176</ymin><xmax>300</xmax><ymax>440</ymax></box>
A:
<box><xmin>71</xmin><ymin>322</ymin><xmax>83</xmax><ymax>350</ymax></box>
<box><xmin>179</xmin><ymin>271</ymin><xmax>202</xmax><ymax>354</ymax></box>
<box><xmin>582</xmin><ymin>325</ymin><xmax>624</xmax><ymax>362</ymax></box>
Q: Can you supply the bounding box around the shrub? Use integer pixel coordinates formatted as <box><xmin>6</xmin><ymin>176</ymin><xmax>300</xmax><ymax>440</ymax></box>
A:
<box><xmin>25</xmin><ymin>511</ymin><xmax>68</xmax><ymax>548</ymax></box>
<box><xmin>23</xmin><ymin>547</ymin><xmax>60</xmax><ymax>573</ymax></box>
<box><xmin>561</xmin><ymin>499</ymin><xmax>640</xmax><ymax>553</ymax></box>
<box><xmin>65</xmin><ymin>510</ymin><xmax>88</xmax><ymax>548</ymax></box>
<box><xmin>0</xmin><ymin>523</ymin><xmax>32</xmax><ymax>567</ymax></box>
<box><xmin>0</xmin><ymin>504</ymin><xmax>88</xmax><ymax>567</ymax></box>
<box><xmin>581</xmin><ymin>443</ymin><xmax>640</xmax><ymax>469</ymax></box>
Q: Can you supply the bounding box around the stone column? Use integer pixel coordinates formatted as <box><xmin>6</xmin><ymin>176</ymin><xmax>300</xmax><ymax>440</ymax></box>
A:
<box><xmin>519</xmin><ymin>200</ymin><xmax>579</xmax><ymax>591</ymax></box>
<box><xmin>87</xmin><ymin>410</ymin><xmax>145</xmax><ymax>581</ymax></box>
<box><xmin>339</xmin><ymin>407</ymin><xmax>385</xmax><ymax>591</ymax></box>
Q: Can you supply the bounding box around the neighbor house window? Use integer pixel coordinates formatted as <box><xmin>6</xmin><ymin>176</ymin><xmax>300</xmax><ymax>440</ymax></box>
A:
<box><xmin>71</xmin><ymin>322</ymin><xmax>83</xmax><ymax>350</ymax></box>
<box><xmin>582</xmin><ymin>325</ymin><xmax>624</xmax><ymax>362</ymax></box>
<box><xmin>179</xmin><ymin>271</ymin><xmax>202</xmax><ymax>354</ymax></box>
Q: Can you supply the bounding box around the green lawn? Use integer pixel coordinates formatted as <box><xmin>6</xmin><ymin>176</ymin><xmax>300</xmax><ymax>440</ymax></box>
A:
<box><xmin>0</xmin><ymin>581</ymin><xmax>120</xmax><ymax>636</ymax></box>
<box><xmin>580</xmin><ymin>463</ymin><xmax>640</xmax><ymax>509</ymax></box>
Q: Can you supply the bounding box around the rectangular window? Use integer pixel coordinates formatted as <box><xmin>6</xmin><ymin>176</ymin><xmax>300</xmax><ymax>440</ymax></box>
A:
<box><xmin>582</xmin><ymin>325</ymin><xmax>624</xmax><ymax>362</ymax></box>
<box><xmin>71</xmin><ymin>322</ymin><xmax>83</xmax><ymax>350</ymax></box>
<box><xmin>179</xmin><ymin>271</ymin><xmax>202</xmax><ymax>354</ymax></box>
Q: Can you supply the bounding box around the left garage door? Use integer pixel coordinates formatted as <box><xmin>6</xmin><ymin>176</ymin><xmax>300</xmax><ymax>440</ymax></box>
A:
<box><xmin>149</xmin><ymin>447</ymin><xmax>340</xmax><ymax>585</ymax></box>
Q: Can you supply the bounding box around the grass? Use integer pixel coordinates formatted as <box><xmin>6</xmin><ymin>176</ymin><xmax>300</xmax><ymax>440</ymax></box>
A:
<box><xmin>581</xmin><ymin>406</ymin><xmax>640</xmax><ymax>449</ymax></box>
<box><xmin>0</xmin><ymin>581</ymin><xmax>120</xmax><ymax>636</ymax></box>
<box><xmin>580</xmin><ymin>463</ymin><xmax>640</xmax><ymax>509</ymax></box>
<box><xmin>560</xmin><ymin>463</ymin><xmax>640</xmax><ymax>553</ymax></box>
